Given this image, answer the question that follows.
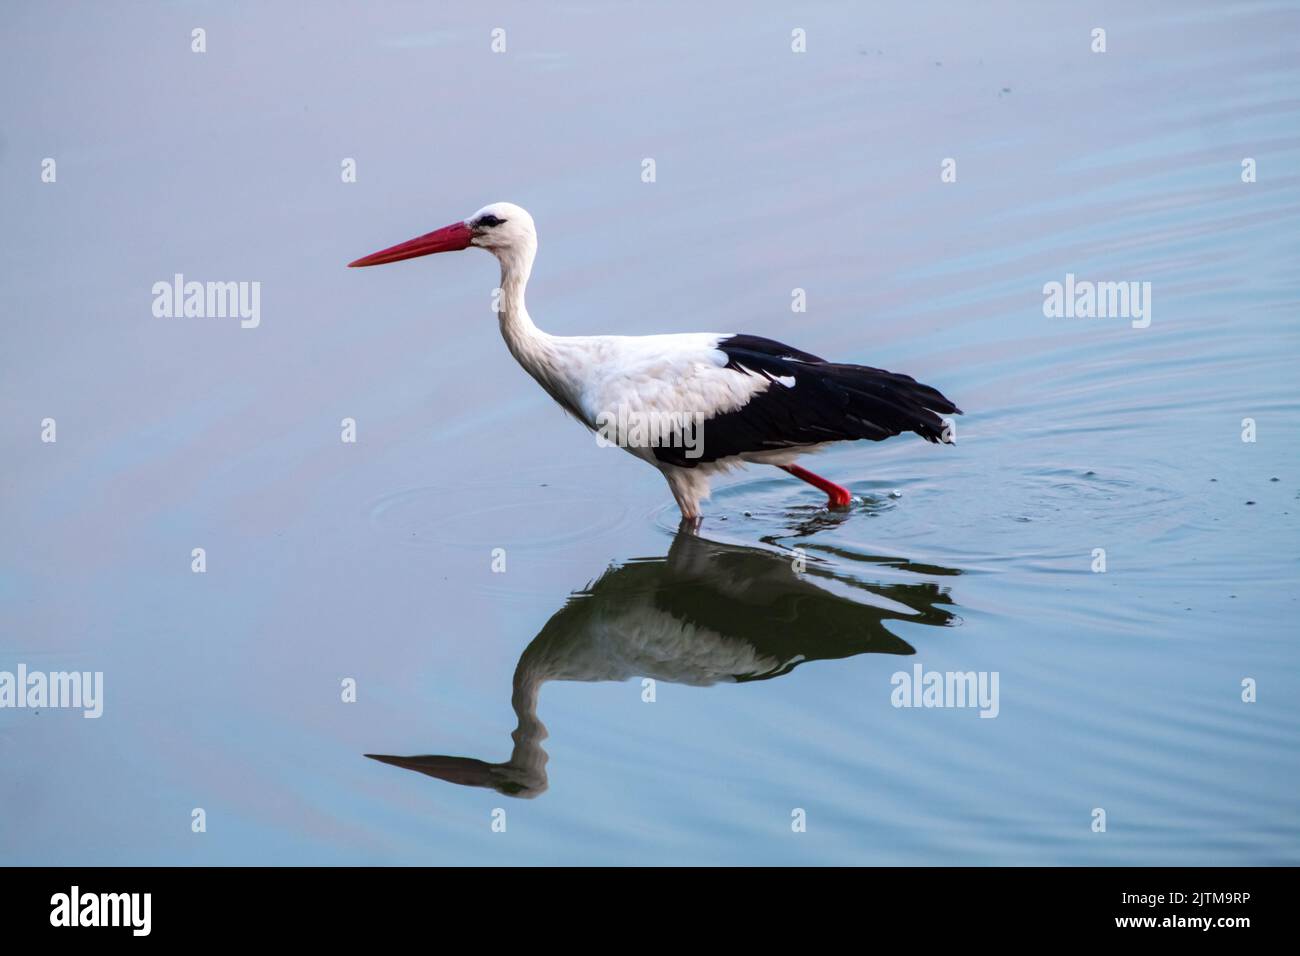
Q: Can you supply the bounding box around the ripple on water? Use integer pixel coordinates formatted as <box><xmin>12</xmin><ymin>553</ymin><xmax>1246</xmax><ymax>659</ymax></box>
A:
<box><xmin>648</xmin><ymin>471</ymin><xmax>976</xmax><ymax>601</ymax></box>
<box><xmin>649</xmin><ymin>452</ymin><xmax>1204</xmax><ymax>584</ymax></box>
<box><xmin>1011</xmin><ymin>462</ymin><xmax>1188</xmax><ymax>530</ymax></box>
<box><xmin>651</xmin><ymin>473</ymin><xmax>902</xmax><ymax>540</ymax></box>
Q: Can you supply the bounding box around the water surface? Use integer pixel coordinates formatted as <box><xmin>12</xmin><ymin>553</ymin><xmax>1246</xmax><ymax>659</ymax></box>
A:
<box><xmin>2</xmin><ymin>1</ymin><xmax>1298</xmax><ymax>864</ymax></box>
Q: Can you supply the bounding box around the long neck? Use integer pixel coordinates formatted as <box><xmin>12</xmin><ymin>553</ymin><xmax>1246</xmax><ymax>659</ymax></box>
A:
<box><xmin>495</xmin><ymin>243</ymin><xmax>583</xmax><ymax>416</ymax></box>
<box><xmin>497</xmin><ymin>243</ymin><xmax>543</xmax><ymax>357</ymax></box>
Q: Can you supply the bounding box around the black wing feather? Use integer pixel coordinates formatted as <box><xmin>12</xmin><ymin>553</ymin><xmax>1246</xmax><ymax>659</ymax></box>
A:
<box><xmin>654</xmin><ymin>334</ymin><xmax>962</xmax><ymax>467</ymax></box>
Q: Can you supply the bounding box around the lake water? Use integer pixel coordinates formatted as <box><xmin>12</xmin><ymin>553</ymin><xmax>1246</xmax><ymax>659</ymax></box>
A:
<box><xmin>2</xmin><ymin>1</ymin><xmax>1297</xmax><ymax>865</ymax></box>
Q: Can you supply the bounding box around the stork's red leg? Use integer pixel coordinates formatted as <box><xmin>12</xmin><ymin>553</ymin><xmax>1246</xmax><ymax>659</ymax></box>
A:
<box><xmin>778</xmin><ymin>464</ymin><xmax>853</xmax><ymax>508</ymax></box>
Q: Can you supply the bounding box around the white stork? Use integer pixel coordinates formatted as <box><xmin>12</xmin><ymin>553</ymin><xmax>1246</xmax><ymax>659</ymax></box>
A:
<box><xmin>349</xmin><ymin>202</ymin><xmax>961</xmax><ymax>521</ymax></box>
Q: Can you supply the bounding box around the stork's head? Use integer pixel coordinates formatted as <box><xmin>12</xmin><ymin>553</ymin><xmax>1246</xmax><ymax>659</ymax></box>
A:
<box><xmin>348</xmin><ymin>201</ymin><xmax>536</xmax><ymax>269</ymax></box>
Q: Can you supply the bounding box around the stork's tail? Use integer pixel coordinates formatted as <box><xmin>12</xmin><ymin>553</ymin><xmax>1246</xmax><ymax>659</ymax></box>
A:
<box><xmin>822</xmin><ymin>363</ymin><xmax>963</xmax><ymax>444</ymax></box>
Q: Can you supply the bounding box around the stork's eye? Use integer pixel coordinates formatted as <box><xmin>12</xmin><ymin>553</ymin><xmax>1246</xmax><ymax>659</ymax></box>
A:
<box><xmin>476</xmin><ymin>214</ymin><xmax>506</xmax><ymax>228</ymax></box>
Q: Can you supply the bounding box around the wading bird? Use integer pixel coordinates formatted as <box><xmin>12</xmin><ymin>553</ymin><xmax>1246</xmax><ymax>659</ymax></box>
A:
<box><xmin>349</xmin><ymin>202</ymin><xmax>961</xmax><ymax>520</ymax></box>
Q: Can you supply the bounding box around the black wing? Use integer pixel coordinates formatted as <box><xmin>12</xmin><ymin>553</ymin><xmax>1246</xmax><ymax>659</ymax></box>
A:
<box><xmin>654</xmin><ymin>334</ymin><xmax>962</xmax><ymax>467</ymax></box>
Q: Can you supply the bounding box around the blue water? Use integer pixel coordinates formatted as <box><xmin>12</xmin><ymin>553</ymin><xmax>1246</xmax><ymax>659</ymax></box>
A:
<box><xmin>2</xmin><ymin>1</ymin><xmax>1298</xmax><ymax>865</ymax></box>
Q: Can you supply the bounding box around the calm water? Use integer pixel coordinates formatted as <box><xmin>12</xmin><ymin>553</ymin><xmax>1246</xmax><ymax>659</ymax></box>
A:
<box><xmin>2</xmin><ymin>1</ymin><xmax>1298</xmax><ymax>865</ymax></box>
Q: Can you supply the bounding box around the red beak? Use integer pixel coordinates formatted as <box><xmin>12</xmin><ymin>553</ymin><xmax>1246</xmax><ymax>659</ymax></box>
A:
<box><xmin>348</xmin><ymin>221</ymin><xmax>474</xmax><ymax>268</ymax></box>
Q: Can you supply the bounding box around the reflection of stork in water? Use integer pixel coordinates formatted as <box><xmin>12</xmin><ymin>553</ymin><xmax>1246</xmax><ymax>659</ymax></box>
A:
<box><xmin>367</xmin><ymin>532</ymin><xmax>960</xmax><ymax>798</ymax></box>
